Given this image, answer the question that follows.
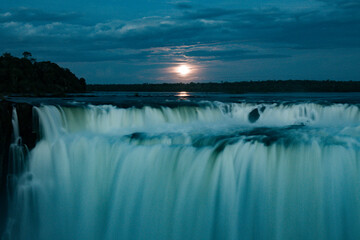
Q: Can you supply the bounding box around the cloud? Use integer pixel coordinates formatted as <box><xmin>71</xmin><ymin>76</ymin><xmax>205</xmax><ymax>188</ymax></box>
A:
<box><xmin>184</xmin><ymin>49</ymin><xmax>289</xmax><ymax>61</ymax></box>
<box><xmin>173</xmin><ymin>2</ymin><xmax>193</xmax><ymax>9</ymax></box>
<box><xmin>36</xmin><ymin>49</ymin><xmax>152</xmax><ymax>62</ymax></box>
<box><xmin>319</xmin><ymin>0</ymin><xmax>360</xmax><ymax>8</ymax></box>
<box><xmin>0</xmin><ymin>8</ymin><xmax>81</xmax><ymax>23</ymax></box>
<box><xmin>0</xmin><ymin>2</ymin><xmax>359</xmax><ymax>65</ymax></box>
<box><xmin>181</xmin><ymin>8</ymin><xmax>238</xmax><ymax>20</ymax></box>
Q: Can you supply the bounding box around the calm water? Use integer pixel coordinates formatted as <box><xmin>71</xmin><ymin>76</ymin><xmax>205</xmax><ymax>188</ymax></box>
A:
<box><xmin>3</xmin><ymin>92</ymin><xmax>360</xmax><ymax>240</ymax></box>
<box><xmin>7</xmin><ymin>91</ymin><xmax>360</xmax><ymax>106</ymax></box>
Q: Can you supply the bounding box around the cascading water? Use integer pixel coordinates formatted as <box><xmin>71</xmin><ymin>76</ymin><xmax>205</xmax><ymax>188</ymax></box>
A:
<box><xmin>2</xmin><ymin>107</ymin><xmax>29</xmax><ymax>240</ymax></box>
<box><xmin>7</xmin><ymin>107</ymin><xmax>28</xmax><ymax>196</ymax></box>
<box><xmin>3</xmin><ymin>101</ymin><xmax>360</xmax><ymax>240</ymax></box>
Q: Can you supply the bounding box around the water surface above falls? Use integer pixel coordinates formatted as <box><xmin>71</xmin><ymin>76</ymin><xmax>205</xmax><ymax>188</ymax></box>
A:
<box><xmin>3</xmin><ymin>93</ymin><xmax>360</xmax><ymax>240</ymax></box>
<box><xmin>7</xmin><ymin>91</ymin><xmax>360</xmax><ymax>107</ymax></box>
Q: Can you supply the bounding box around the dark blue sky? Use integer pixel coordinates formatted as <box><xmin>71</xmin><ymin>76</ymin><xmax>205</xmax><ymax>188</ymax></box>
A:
<box><xmin>1</xmin><ymin>0</ymin><xmax>359</xmax><ymax>83</ymax></box>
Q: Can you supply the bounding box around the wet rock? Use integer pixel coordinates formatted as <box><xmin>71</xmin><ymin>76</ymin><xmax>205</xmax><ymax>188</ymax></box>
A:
<box><xmin>248</xmin><ymin>108</ymin><xmax>260</xmax><ymax>123</ymax></box>
<box><xmin>0</xmin><ymin>101</ymin><xmax>12</xmax><ymax>234</ymax></box>
<box><xmin>0</xmin><ymin>101</ymin><xmax>13</xmax><ymax>188</ymax></box>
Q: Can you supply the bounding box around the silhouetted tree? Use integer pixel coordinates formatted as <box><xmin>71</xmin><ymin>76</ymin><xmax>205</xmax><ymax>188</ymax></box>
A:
<box><xmin>22</xmin><ymin>52</ymin><xmax>32</xmax><ymax>59</ymax></box>
<box><xmin>2</xmin><ymin>53</ymin><xmax>12</xmax><ymax>58</ymax></box>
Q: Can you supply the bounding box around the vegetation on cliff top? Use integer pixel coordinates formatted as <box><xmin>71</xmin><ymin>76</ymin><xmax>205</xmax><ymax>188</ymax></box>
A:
<box><xmin>0</xmin><ymin>52</ymin><xmax>86</xmax><ymax>94</ymax></box>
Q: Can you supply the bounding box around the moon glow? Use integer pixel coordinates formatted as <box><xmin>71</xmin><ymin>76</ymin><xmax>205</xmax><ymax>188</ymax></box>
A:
<box><xmin>177</xmin><ymin>65</ymin><xmax>191</xmax><ymax>76</ymax></box>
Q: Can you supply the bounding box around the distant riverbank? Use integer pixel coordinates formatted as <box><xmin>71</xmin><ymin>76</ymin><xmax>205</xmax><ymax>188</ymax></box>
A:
<box><xmin>88</xmin><ymin>80</ymin><xmax>360</xmax><ymax>93</ymax></box>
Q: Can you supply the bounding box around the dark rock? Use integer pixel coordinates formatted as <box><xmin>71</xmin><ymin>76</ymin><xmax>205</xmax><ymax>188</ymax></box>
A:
<box><xmin>0</xmin><ymin>101</ymin><xmax>13</xmax><ymax>234</ymax></box>
<box><xmin>14</xmin><ymin>103</ymin><xmax>37</xmax><ymax>150</ymax></box>
<box><xmin>248</xmin><ymin>108</ymin><xmax>260</xmax><ymax>123</ymax></box>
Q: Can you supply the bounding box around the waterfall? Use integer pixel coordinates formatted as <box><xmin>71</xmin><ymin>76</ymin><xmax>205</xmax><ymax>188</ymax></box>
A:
<box><xmin>2</xmin><ymin>107</ymin><xmax>29</xmax><ymax>240</ymax></box>
<box><xmin>7</xmin><ymin>107</ymin><xmax>28</xmax><ymax>194</ymax></box>
<box><xmin>4</xmin><ymin>102</ymin><xmax>360</xmax><ymax>240</ymax></box>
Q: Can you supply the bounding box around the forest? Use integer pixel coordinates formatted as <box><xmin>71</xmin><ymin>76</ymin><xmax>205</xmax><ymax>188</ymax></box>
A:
<box><xmin>0</xmin><ymin>52</ymin><xmax>86</xmax><ymax>95</ymax></box>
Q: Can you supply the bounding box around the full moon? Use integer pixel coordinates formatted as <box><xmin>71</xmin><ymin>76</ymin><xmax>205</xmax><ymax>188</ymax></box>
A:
<box><xmin>177</xmin><ymin>65</ymin><xmax>191</xmax><ymax>76</ymax></box>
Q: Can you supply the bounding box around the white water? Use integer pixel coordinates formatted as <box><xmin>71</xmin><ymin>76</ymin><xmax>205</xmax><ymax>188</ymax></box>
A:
<box><xmin>7</xmin><ymin>108</ymin><xmax>28</xmax><ymax>197</ymax></box>
<box><xmin>4</xmin><ymin>102</ymin><xmax>360</xmax><ymax>240</ymax></box>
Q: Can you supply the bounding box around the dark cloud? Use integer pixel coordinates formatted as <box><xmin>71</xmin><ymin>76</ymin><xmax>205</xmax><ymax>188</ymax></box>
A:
<box><xmin>174</xmin><ymin>2</ymin><xmax>193</xmax><ymax>9</ymax></box>
<box><xmin>185</xmin><ymin>49</ymin><xmax>289</xmax><ymax>61</ymax></box>
<box><xmin>37</xmin><ymin>49</ymin><xmax>152</xmax><ymax>62</ymax></box>
<box><xmin>181</xmin><ymin>8</ymin><xmax>238</xmax><ymax>20</ymax></box>
<box><xmin>337</xmin><ymin>1</ymin><xmax>360</xmax><ymax>9</ymax></box>
<box><xmin>319</xmin><ymin>0</ymin><xmax>360</xmax><ymax>8</ymax></box>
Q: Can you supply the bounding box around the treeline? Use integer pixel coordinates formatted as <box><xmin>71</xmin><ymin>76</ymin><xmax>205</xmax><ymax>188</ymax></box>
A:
<box><xmin>0</xmin><ymin>52</ymin><xmax>86</xmax><ymax>94</ymax></box>
<box><xmin>88</xmin><ymin>80</ymin><xmax>360</xmax><ymax>93</ymax></box>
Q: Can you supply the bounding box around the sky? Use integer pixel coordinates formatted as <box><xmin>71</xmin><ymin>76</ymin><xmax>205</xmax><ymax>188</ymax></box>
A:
<box><xmin>0</xmin><ymin>0</ymin><xmax>359</xmax><ymax>83</ymax></box>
